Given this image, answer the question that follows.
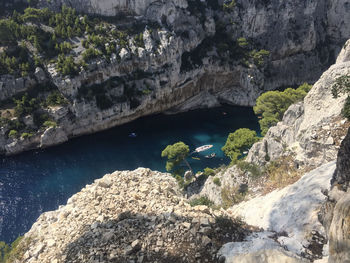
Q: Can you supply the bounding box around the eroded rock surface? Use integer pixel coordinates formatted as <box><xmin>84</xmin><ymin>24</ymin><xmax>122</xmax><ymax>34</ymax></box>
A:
<box><xmin>16</xmin><ymin>168</ymin><xmax>249</xmax><ymax>263</ymax></box>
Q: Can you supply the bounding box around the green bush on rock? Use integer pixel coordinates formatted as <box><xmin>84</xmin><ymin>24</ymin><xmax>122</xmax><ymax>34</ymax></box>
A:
<box><xmin>189</xmin><ymin>196</ymin><xmax>214</xmax><ymax>207</ymax></box>
<box><xmin>331</xmin><ymin>75</ymin><xmax>350</xmax><ymax>120</ymax></box>
<box><xmin>254</xmin><ymin>83</ymin><xmax>312</xmax><ymax>135</ymax></box>
<box><xmin>222</xmin><ymin>128</ymin><xmax>259</xmax><ymax>163</ymax></box>
<box><xmin>203</xmin><ymin>167</ymin><xmax>215</xmax><ymax>177</ymax></box>
<box><xmin>161</xmin><ymin>142</ymin><xmax>191</xmax><ymax>172</ymax></box>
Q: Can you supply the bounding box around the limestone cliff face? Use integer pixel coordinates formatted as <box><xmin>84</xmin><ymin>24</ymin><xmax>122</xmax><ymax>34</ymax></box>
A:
<box><xmin>1</xmin><ymin>0</ymin><xmax>349</xmax><ymax>155</ymax></box>
<box><xmin>246</xmin><ymin>39</ymin><xmax>350</xmax><ymax>168</ymax></box>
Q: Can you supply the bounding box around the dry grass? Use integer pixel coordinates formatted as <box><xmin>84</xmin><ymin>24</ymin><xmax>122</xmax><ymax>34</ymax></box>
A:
<box><xmin>263</xmin><ymin>155</ymin><xmax>304</xmax><ymax>194</ymax></box>
<box><xmin>221</xmin><ymin>185</ymin><xmax>246</xmax><ymax>209</ymax></box>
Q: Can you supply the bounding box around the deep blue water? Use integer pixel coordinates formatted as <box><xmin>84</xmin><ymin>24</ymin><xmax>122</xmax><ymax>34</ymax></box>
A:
<box><xmin>0</xmin><ymin>105</ymin><xmax>259</xmax><ymax>243</ymax></box>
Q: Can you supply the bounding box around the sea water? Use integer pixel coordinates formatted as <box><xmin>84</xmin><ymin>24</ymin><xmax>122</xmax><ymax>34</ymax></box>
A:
<box><xmin>0</xmin><ymin>105</ymin><xmax>259</xmax><ymax>243</ymax></box>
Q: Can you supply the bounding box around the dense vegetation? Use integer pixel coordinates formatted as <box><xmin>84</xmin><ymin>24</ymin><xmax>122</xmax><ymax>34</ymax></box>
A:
<box><xmin>0</xmin><ymin>5</ymin><xmax>145</xmax><ymax>77</ymax></box>
<box><xmin>254</xmin><ymin>83</ymin><xmax>312</xmax><ymax>135</ymax></box>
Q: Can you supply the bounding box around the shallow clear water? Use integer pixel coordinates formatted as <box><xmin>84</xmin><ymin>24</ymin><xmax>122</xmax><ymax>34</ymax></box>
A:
<box><xmin>0</xmin><ymin>105</ymin><xmax>259</xmax><ymax>243</ymax></box>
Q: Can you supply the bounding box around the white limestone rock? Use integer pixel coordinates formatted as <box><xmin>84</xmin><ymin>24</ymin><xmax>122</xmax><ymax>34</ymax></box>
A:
<box><xmin>227</xmin><ymin>161</ymin><xmax>336</xmax><ymax>257</ymax></box>
<box><xmin>40</xmin><ymin>127</ymin><xmax>68</xmax><ymax>148</ymax></box>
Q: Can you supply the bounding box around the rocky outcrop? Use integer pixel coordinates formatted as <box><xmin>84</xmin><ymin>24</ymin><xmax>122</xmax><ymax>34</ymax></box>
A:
<box><xmin>219</xmin><ymin>232</ymin><xmax>309</xmax><ymax>263</ymax></box>
<box><xmin>328</xmin><ymin>191</ymin><xmax>350</xmax><ymax>263</ymax></box>
<box><xmin>15</xmin><ymin>168</ymin><xmax>250</xmax><ymax>263</ymax></box>
<box><xmin>224</xmin><ymin>162</ymin><xmax>335</xmax><ymax>260</ymax></box>
<box><xmin>0</xmin><ymin>67</ymin><xmax>47</xmax><ymax>101</ymax></box>
<box><xmin>318</xmin><ymin>127</ymin><xmax>350</xmax><ymax>263</ymax></box>
<box><xmin>246</xmin><ymin>39</ymin><xmax>350</xmax><ymax>168</ymax></box>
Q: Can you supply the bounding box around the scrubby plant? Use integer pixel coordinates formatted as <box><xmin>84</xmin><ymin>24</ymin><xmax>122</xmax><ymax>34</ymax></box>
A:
<box><xmin>43</xmin><ymin>120</ymin><xmax>57</xmax><ymax>128</ymax></box>
<box><xmin>249</xmin><ymin>49</ymin><xmax>270</xmax><ymax>67</ymax></box>
<box><xmin>8</xmin><ymin>129</ymin><xmax>18</xmax><ymax>138</ymax></box>
<box><xmin>21</xmin><ymin>132</ymin><xmax>33</xmax><ymax>139</ymax></box>
<box><xmin>56</xmin><ymin>55</ymin><xmax>78</xmax><ymax>76</ymax></box>
<box><xmin>189</xmin><ymin>196</ymin><xmax>214</xmax><ymax>207</ymax></box>
<box><xmin>223</xmin><ymin>0</ymin><xmax>236</xmax><ymax>11</ymax></box>
<box><xmin>213</xmin><ymin>177</ymin><xmax>221</xmax><ymax>186</ymax></box>
<box><xmin>221</xmin><ymin>185</ymin><xmax>246</xmax><ymax>209</ymax></box>
<box><xmin>45</xmin><ymin>91</ymin><xmax>67</xmax><ymax>106</ymax></box>
<box><xmin>222</xmin><ymin>128</ymin><xmax>259</xmax><ymax>163</ymax></box>
<box><xmin>14</xmin><ymin>94</ymin><xmax>38</xmax><ymax>117</ymax></box>
<box><xmin>236</xmin><ymin>161</ymin><xmax>263</xmax><ymax>178</ymax></box>
<box><xmin>1</xmin><ymin>236</ymin><xmax>30</xmax><ymax>263</ymax></box>
<box><xmin>331</xmin><ymin>75</ymin><xmax>350</xmax><ymax>120</ymax></box>
<box><xmin>342</xmin><ymin>96</ymin><xmax>350</xmax><ymax>120</ymax></box>
<box><xmin>203</xmin><ymin>167</ymin><xmax>215</xmax><ymax>177</ymax></box>
<box><xmin>254</xmin><ymin>83</ymin><xmax>312</xmax><ymax>135</ymax></box>
<box><xmin>264</xmin><ymin>155</ymin><xmax>302</xmax><ymax>193</ymax></box>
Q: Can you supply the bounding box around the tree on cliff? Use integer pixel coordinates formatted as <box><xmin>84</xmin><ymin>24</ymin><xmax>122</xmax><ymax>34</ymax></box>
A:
<box><xmin>161</xmin><ymin>142</ymin><xmax>192</xmax><ymax>173</ymax></box>
<box><xmin>222</xmin><ymin>128</ymin><xmax>259</xmax><ymax>163</ymax></box>
<box><xmin>254</xmin><ymin>83</ymin><xmax>312</xmax><ymax>135</ymax></box>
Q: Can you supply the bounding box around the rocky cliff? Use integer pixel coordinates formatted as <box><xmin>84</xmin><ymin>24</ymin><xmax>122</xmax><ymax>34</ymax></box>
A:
<box><xmin>246</xmin><ymin>39</ymin><xmax>350</xmax><ymax>168</ymax></box>
<box><xmin>10</xmin><ymin>168</ymin><xmax>250</xmax><ymax>263</ymax></box>
<box><xmin>1</xmin><ymin>0</ymin><xmax>350</xmax><ymax>155</ymax></box>
<box><xmin>187</xmin><ymin>39</ymin><xmax>350</xmax><ymax>208</ymax></box>
<box><xmin>183</xmin><ymin>39</ymin><xmax>350</xmax><ymax>262</ymax></box>
<box><xmin>318</xmin><ymin>128</ymin><xmax>350</xmax><ymax>263</ymax></box>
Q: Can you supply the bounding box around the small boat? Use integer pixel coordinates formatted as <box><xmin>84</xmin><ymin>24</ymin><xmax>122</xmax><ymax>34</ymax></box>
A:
<box><xmin>192</xmin><ymin>157</ymin><xmax>201</xmax><ymax>160</ymax></box>
<box><xmin>205</xmin><ymin>153</ymin><xmax>216</xmax><ymax>158</ymax></box>
<box><xmin>129</xmin><ymin>132</ymin><xmax>137</xmax><ymax>138</ymax></box>
<box><xmin>194</xmin><ymin>144</ymin><xmax>213</xmax><ymax>153</ymax></box>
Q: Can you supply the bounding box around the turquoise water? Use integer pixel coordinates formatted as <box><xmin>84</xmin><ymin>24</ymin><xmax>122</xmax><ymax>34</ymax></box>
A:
<box><xmin>0</xmin><ymin>106</ymin><xmax>259</xmax><ymax>243</ymax></box>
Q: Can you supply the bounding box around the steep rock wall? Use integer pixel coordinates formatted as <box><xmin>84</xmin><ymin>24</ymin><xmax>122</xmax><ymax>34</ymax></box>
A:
<box><xmin>246</xmin><ymin>39</ymin><xmax>350</xmax><ymax>168</ymax></box>
<box><xmin>318</xmin><ymin>128</ymin><xmax>350</xmax><ymax>263</ymax></box>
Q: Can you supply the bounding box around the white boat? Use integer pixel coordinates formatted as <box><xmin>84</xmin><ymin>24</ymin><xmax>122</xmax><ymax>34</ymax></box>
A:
<box><xmin>194</xmin><ymin>144</ymin><xmax>213</xmax><ymax>153</ymax></box>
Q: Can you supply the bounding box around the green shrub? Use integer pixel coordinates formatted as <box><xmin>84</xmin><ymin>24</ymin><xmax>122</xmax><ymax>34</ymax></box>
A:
<box><xmin>189</xmin><ymin>196</ymin><xmax>214</xmax><ymax>207</ymax></box>
<box><xmin>222</xmin><ymin>128</ymin><xmax>259</xmax><ymax>163</ymax></box>
<box><xmin>221</xmin><ymin>185</ymin><xmax>246</xmax><ymax>208</ymax></box>
<box><xmin>203</xmin><ymin>167</ymin><xmax>215</xmax><ymax>177</ymax></box>
<box><xmin>223</xmin><ymin>0</ymin><xmax>236</xmax><ymax>11</ymax></box>
<box><xmin>45</xmin><ymin>91</ymin><xmax>67</xmax><ymax>106</ymax></box>
<box><xmin>21</xmin><ymin>132</ymin><xmax>33</xmax><ymax>139</ymax></box>
<box><xmin>56</xmin><ymin>55</ymin><xmax>78</xmax><ymax>76</ymax></box>
<box><xmin>342</xmin><ymin>96</ymin><xmax>350</xmax><ymax>120</ymax></box>
<box><xmin>8</xmin><ymin>130</ymin><xmax>18</xmax><ymax>138</ymax></box>
<box><xmin>2</xmin><ymin>236</ymin><xmax>30</xmax><ymax>263</ymax></box>
<box><xmin>237</xmin><ymin>37</ymin><xmax>249</xmax><ymax>48</ymax></box>
<box><xmin>236</xmin><ymin>161</ymin><xmax>262</xmax><ymax>178</ymax></box>
<box><xmin>14</xmin><ymin>94</ymin><xmax>38</xmax><ymax>117</ymax></box>
<box><xmin>249</xmin><ymin>49</ymin><xmax>270</xmax><ymax>67</ymax></box>
<box><xmin>213</xmin><ymin>177</ymin><xmax>221</xmax><ymax>186</ymax></box>
<box><xmin>254</xmin><ymin>83</ymin><xmax>312</xmax><ymax>135</ymax></box>
<box><xmin>82</xmin><ymin>47</ymin><xmax>102</xmax><ymax>62</ymax></box>
<box><xmin>43</xmin><ymin>120</ymin><xmax>57</xmax><ymax>128</ymax></box>
<box><xmin>134</xmin><ymin>33</ymin><xmax>144</xmax><ymax>47</ymax></box>
<box><xmin>331</xmin><ymin>75</ymin><xmax>350</xmax><ymax>120</ymax></box>
<box><xmin>331</xmin><ymin>75</ymin><xmax>350</xmax><ymax>98</ymax></box>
